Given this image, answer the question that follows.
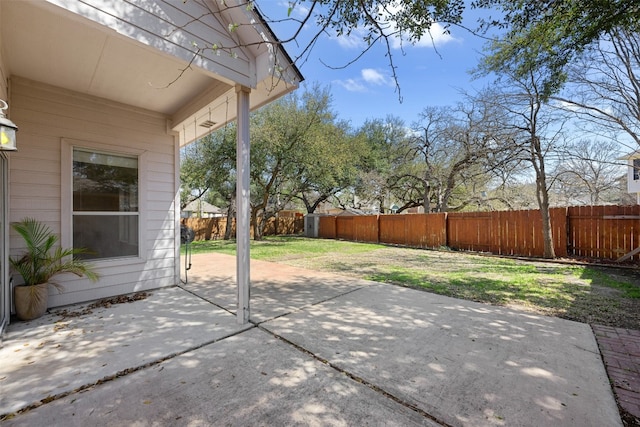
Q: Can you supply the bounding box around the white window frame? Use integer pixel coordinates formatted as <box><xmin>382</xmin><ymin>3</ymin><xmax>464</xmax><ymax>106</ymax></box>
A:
<box><xmin>61</xmin><ymin>138</ymin><xmax>147</xmax><ymax>267</ymax></box>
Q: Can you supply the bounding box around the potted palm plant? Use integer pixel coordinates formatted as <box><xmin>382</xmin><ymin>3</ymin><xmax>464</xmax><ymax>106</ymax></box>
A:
<box><xmin>10</xmin><ymin>218</ymin><xmax>99</xmax><ymax>321</ymax></box>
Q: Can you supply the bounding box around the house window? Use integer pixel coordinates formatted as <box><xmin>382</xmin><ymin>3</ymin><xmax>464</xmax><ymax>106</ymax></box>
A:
<box><xmin>72</xmin><ymin>148</ymin><xmax>139</xmax><ymax>260</ymax></box>
<box><xmin>634</xmin><ymin>159</ymin><xmax>640</xmax><ymax>181</ymax></box>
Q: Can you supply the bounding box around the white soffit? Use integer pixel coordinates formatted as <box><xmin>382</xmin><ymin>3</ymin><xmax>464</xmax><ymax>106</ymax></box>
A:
<box><xmin>1</xmin><ymin>0</ymin><xmax>302</xmax><ymax>144</ymax></box>
<box><xmin>1</xmin><ymin>0</ymin><xmax>229</xmax><ymax>116</ymax></box>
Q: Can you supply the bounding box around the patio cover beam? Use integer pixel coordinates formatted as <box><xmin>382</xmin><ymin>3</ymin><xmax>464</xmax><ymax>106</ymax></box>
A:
<box><xmin>236</xmin><ymin>85</ymin><xmax>251</xmax><ymax>324</ymax></box>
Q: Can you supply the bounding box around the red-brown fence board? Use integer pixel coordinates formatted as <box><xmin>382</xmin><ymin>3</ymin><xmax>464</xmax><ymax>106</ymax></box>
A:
<box><xmin>447</xmin><ymin>211</ymin><xmax>493</xmax><ymax>252</ymax></box>
<box><xmin>403</xmin><ymin>213</ymin><xmax>447</xmax><ymax>248</ymax></box>
<box><xmin>495</xmin><ymin>211</ymin><xmax>510</xmax><ymax>255</ymax></box>
<box><xmin>315</xmin><ymin>205</ymin><xmax>640</xmax><ymax>263</ymax></box>
<box><xmin>597</xmin><ymin>205</ymin><xmax>618</xmax><ymax>259</ymax></box>
<box><xmin>520</xmin><ymin>209</ymin><xmax>542</xmax><ymax>257</ymax></box>
<box><xmin>404</xmin><ymin>215</ymin><xmax>426</xmax><ymax>247</ymax></box>
<box><xmin>336</xmin><ymin>216</ymin><xmax>355</xmax><ymax>241</ymax></box>
<box><xmin>568</xmin><ymin>205</ymin><xmax>640</xmax><ymax>261</ymax></box>
<box><xmin>496</xmin><ymin>210</ymin><xmax>532</xmax><ymax>256</ymax></box>
<box><xmin>425</xmin><ymin>213</ymin><xmax>447</xmax><ymax>248</ymax></box>
<box><xmin>379</xmin><ymin>215</ymin><xmax>406</xmax><ymax>245</ymax></box>
<box><xmin>263</xmin><ymin>218</ymin><xmax>304</xmax><ymax>236</ymax></box>
<box><xmin>318</xmin><ymin>216</ymin><xmax>336</xmax><ymax>239</ymax></box>
<box><xmin>182</xmin><ymin>217</ymin><xmax>303</xmax><ymax>241</ymax></box>
<box><xmin>353</xmin><ymin>215</ymin><xmax>379</xmax><ymax>242</ymax></box>
<box><xmin>551</xmin><ymin>207</ymin><xmax>568</xmax><ymax>257</ymax></box>
<box><xmin>182</xmin><ymin>217</ymin><xmax>228</xmax><ymax>241</ymax></box>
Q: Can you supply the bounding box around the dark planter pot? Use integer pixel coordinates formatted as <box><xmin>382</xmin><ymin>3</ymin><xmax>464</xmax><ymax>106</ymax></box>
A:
<box><xmin>14</xmin><ymin>283</ymin><xmax>49</xmax><ymax>321</ymax></box>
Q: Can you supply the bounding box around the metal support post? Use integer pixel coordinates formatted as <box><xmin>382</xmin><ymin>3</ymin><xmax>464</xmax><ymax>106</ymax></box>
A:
<box><xmin>236</xmin><ymin>85</ymin><xmax>251</xmax><ymax>324</ymax></box>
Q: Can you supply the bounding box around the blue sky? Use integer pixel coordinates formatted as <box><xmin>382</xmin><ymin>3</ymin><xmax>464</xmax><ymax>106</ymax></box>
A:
<box><xmin>259</xmin><ymin>2</ymin><xmax>499</xmax><ymax>128</ymax></box>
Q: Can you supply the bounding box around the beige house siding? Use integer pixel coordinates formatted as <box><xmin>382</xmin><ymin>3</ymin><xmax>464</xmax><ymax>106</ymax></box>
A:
<box><xmin>9</xmin><ymin>77</ymin><xmax>178</xmax><ymax>307</ymax></box>
<box><xmin>627</xmin><ymin>154</ymin><xmax>640</xmax><ymax>194</ymax></box>
<box><xmin>0</xmin><ymin>23</ymin><xmax>6</xmax><ymax>100</ymax></box>
<box><xmin>0</xmin><ymin>68</ymin><xmax>6</xmax><ymax>103</ymax></box>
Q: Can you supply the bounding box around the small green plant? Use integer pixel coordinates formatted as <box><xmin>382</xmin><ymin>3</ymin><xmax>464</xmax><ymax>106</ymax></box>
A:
<box><xmin>10</xmin><ymin>218</ymin><xmax>99</xmax><ymax>290</ymax></box>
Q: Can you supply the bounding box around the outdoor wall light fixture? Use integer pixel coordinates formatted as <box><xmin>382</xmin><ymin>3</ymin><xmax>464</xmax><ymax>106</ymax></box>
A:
<box><xmin>0</xmin><ymin>99</ymin><xmax>18</xmax><ymax>151</ymax></box>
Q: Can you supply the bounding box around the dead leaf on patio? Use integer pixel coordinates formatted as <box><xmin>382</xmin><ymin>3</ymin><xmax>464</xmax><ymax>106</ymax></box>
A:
<box><xmin>54</xmin><ymin>323</ymin><xmax>70</xmax><ymax>332</ymax></box>
<box><xmin>143</xmin><ymin>400</ymin><xmax>152</xmax><ymax>405</ymax></box>
<box><xmin>52</xmin><ymin>292</ymin><xmax>150</xmax><ymax>320</ymax></box>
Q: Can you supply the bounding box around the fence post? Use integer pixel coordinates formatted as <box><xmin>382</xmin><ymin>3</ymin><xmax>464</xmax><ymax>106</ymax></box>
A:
<box><xmin>444</xmin><ymin>212</ymin><xmax>449</xmax><ymax>248</ymax></box>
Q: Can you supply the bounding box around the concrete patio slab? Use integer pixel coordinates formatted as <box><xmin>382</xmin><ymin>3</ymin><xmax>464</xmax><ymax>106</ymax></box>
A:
<box><xmin>2</xmin><ymin>328</ymin><xmax>438</xmax><ymax>427</ymax></box>
<box><xmin>0</xmin><ymin>286</ymin><xmax>251</xmax><ymax>416</ymax></box>
<box><xmin>182</xmin><ymin>253</ymin><xmax>374</xmax><ymax>323</ymax></box>
<box><xmin>262</xmin><ymin>283</ymin><xmax>621</xmax><ymax>427</ymax></box>
<box><xmin>0</xmin><ymin>254</ymin><xmax>624</xmax><ymax>426</ymax></box>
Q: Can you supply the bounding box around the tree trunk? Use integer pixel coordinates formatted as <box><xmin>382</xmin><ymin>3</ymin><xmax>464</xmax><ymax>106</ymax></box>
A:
<box><xmin>423</xmin><ymin>181</ymin><xmax>431</xmax><ymax>213</ymax></box>
<box><xmin>252</xmin><ymin>208</ymin><xmax>263</xmax><ymax>241</ymax></box>
<box><xmin>536</xmin><ymin>174</ymin><xmax>556</xmax><ymax>258</ymax></box>
<box><xmin>224</xmin><ymin>200</ymin><xmax>235</xmax><ymax>240</ymax></box>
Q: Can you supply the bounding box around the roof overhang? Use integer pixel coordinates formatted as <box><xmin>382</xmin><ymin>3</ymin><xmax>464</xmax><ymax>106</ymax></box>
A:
<box><xmin>0</xmin><ymin>0</ymin><xmax>303</xmax><ymax>146</ymax></box>
<box><xmin>620</xmin><ymin>151</ymin><xmax>640</xmax><ymax>160</ymax></box>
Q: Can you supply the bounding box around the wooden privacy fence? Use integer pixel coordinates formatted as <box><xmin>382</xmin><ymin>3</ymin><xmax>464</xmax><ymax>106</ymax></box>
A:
<box><xmin>317</xmin><ymin>205</ymin><xmax>640</xmax><ymax>262</ymax></box>
<box><xmin>182</xmin><ymin>217</ymin><xmax>304</xmax><ymax>241</ymax></box>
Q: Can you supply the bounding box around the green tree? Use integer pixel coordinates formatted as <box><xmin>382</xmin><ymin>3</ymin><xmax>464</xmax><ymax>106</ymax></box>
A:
<box><xmin>474</xmin><ymin>0</ymin><xmax>639</xmax><ymax>98</ymax></box>
<box><xmin>249</xmin><ymin>84</ymin><xmax>348</xmax><ymax>238</ymax></box>
<box><xmin>180</xmin><ymin>125</ymin><xmax>237</xmax><ymax>237</ymax></box>
<box><xmin>385</xmin><ymin>100</ymin><xmax>515</xmax><ymax>213</ymax></box>
<box><xmin>477</xmin><ymin>75</ymin><xmax>569</xmax><ymax>258</ymax></box>
<box><xmin>177</xmin><ymin>2</ymin><xmax>638</xmax><ymax>99</ymax></box>
<box><xmin>288</xmin><ymin>120</ymin><xmax>365</xmax><ymax>213</ymax></box>
<box><xmin>553</xmin><ymin>28</ymin><xmax>640</xmax><ymax>150</ymax></box>
<box><xmin>350</xmin><ymin>116</ymin><xmax>408</xmax><ymax>213</ymax></box>
<box><xmin>552</xmin><ymin>139</ymin><xmax>627</xmax><ymax>205</ymax></box>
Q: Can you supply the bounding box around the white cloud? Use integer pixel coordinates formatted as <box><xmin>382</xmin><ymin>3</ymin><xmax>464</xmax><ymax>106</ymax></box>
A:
<box><xmin>391</xmin><ymin>22</ymin><xmax>458</xmax><ymax>49</ymax></box>
<box><xmin>278</xmin><ymin>1</ymin><xmax>309</xmax><ymax>18</ymax></box>
<box><xmin>361</xmin><ymin>68</ymin><xmax>391</xmax><ymax>86</ymax></box>
<box><xmin>334</xmin><ymin>28</ymin><xmax>368</xmax><ymax>49</ymax></box>
<box><xmin>329</xmin><ymin>2</ymin><xmax>459</xmax><ymax>51</ymax></box>
<box><xmin>333</xmin><ymin>68</ymin><xmax>393</xmax><ymax>92</ymax></box>
<box><xmin>553</xmin><ymin>100</ymin><xmax>581</xmax><ymax>112</ymax></box>
<box><xmin>334</xmin><ymin>78</ymin><xmax>367</xmax><ymax>93</ymax></box>
<box><xmin>378</xmin><ymin>3</ymin><xmax>457</xmax><ymax>49</ymax></box>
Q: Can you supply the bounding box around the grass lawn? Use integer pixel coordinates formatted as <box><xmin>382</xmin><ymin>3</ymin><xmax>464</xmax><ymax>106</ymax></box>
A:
<box><xmin>184</xmin><ymin>236</ymin><xmax>640</xmax><ymax>329</ymax></box>
<box><xmin>184</xmin><ymin>236</ymin><xmax>383</xmax><ymax>259</ymax></box>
